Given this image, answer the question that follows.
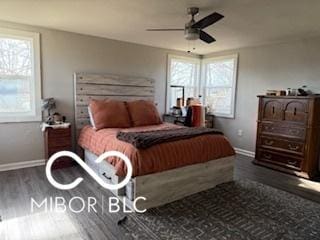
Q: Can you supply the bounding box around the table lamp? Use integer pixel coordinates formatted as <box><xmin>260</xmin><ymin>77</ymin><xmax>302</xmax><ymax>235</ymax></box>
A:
<box><xmin>41</xmin><ymin>98</ymin><xmax>56</xmax><ymax>124</ymax></box>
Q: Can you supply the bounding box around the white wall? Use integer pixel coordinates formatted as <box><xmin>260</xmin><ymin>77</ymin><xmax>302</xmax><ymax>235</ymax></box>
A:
<box><xmin>0</xmin><ymin>20</ymin><xmax>194</xmax><ymax>165</ymax></box>
<box><xmin>1</xmin><ymin>19</ymin><xmax>320</xmax><ymax>164</ymax></box>
<box><xmin>205</xmin><ymin>36</ymin><xmax>320</xmax><ymax>152</ymax></box>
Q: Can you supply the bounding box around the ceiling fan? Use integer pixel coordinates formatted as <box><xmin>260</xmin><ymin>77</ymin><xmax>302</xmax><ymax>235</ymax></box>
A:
<box><xmin>146</xmin><ymin>7</ymin><xmax>224</xmax><ymax>44</ymax></box>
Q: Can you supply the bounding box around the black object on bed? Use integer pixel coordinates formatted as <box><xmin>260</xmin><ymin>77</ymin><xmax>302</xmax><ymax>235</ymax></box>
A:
<box><xmin>116</xmin><ymin>127</ymin><xmax>223</xmax><ymax>149</ymax></box>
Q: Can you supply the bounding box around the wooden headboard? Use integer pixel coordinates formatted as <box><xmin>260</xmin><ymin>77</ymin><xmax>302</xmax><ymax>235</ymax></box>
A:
<box><xmin>74</xmin><ymin>73</ymin><xmax>155</xmax><ymax>135</ymax></box>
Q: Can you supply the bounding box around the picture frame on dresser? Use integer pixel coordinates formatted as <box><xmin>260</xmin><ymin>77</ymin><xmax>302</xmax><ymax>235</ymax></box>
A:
<box><xmin>254</xmin><ymin>95</ymin><xmax>320</xmax><ymax>179</ymax></box>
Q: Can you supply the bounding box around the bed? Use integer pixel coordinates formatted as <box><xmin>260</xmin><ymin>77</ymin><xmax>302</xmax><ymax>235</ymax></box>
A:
<box><xmin>74</xmin><ymin>73</ymin><xmax>235</xmax><ymax>210</ymax></box>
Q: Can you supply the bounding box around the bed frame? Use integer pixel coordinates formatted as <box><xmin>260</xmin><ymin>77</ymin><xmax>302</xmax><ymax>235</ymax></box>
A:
<box><xmin>74</xmin><ymin>73</ymin><xmax>234</xmax><ymax>210</ymax></box>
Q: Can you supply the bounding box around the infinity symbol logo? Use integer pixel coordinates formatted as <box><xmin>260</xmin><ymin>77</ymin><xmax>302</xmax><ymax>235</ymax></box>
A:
<box><xmin>46</xmin><ymin>151</ymin><xmax>133</xmax><ymax>190</ymax></box>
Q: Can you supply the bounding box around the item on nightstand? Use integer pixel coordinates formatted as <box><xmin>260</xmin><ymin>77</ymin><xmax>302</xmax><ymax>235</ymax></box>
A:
<box><xmin>170</xmin><ymin>106</ymin><xmax>182</xmax><ymax>116</ymax></box>
<box><xmin>186</xmin><ymin>97</ymin><xmax>193</xmax><ymax>106</ymax></box>
<box><xmin>170</xmin><ymin>85</ymin><xmax>185</xmax><ymax>107</ymax></box>
<box><xmin>163</xmin><ymin>112</ymin><xmax>214</xmax><ymax>128</ymax></box>
<box><xmin>53</xmin><ymin>112</ymin><xmax>63</xmax><ymax>124</ymax></box>
<box><xmin>186</xmin><ymin>97</ymin><xmax>201</xmax><ymax>106</ymax></box>
<box><xmin>181</xmin><ymin>106</ymin><xmax>187</xmax><ymax>117</ymax></box>
<box><xmin>206</xmin><ymin>103</ymin><xmax>215</xmax><ymax>115</ymax></box>
<box><xmin>191</xmin><ymin>105</ymin><xmax>206</xmax><ymax>127</ymax></box>
<box><xmin>176</xmin><ymin>98</ymin><xmax>183</xmax><ymax>108</ymax></box>
<box><xmin>41</xmin><ymin>98</ymin><xmax>56</xmax><ymax>124</ymax></box>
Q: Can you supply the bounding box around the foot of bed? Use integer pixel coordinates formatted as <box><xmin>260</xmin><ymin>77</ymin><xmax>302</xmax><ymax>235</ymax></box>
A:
<box><xmin>126</xmin><ymin>156</ymin><xmax>235</xmax><ymax>211</ymax></box>
<box><xmin>85</xmin><ymin>149</ymin><xmax>234</xmax><ymax>211</ymax></box>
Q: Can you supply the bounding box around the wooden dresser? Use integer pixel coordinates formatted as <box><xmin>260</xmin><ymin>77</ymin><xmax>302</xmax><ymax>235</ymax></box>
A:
<box><xmin>254</xmin><ymin>95</ymin><xmax>320</xmax><ymax>179</ymax></box>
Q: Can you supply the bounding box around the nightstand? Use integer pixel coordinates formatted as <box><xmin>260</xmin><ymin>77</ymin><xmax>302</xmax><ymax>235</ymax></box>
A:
<box><xmin>163</xmin><ymin>114</ymin><xmax>186</xmax><ymax>124</ymax></box>
<box><xmin>163</xmin><ymin>114</ymin><xmax>215</xmax><ymax>128</ymax></box>
<box><xmin>44</xmin><ymin>125</ymin><xmax>73</xmax><ymax>169</ymax></box>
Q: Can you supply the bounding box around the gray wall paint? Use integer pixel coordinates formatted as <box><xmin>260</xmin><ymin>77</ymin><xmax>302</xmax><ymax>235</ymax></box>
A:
<box><xmin>0</xmin><ymin>21</ymin><xmax>193</xmax><ymax>165</ymax></box>
<box><xmin>1</xmin><ymin>20</ymin><xmax>320</xmax><ymax>165</ymax></box>
<box><xmin>205</xmin><ymin>37</ymin><xmax>320</xmax><ymax>152</ymax></box>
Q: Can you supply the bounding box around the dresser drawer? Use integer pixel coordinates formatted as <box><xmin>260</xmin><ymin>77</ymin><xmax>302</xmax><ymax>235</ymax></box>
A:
<box><xmin>283</xmin><ymin>99</ymin><xmax>308</xmax><ymax>124</ymax></box>
<box><xmin>98</xmin><ymin>161</ymin><xmax>125</xmax><ymax>196</ymax></box>
<box><xmin>261</xmin><ymin>98</ymin><xmax>283</xmax><ymax>121</ymax></box>
<box><xmin>99</xmin><ymin>160</ymin><xmax>119</xmax><ymax>185</ymax></box>
<box><xmin>48</xmin><ymin>146</ymin><xmax>72</xmax><ymax>157</ymax></box>
<box><xmin>259</xmin><ymin>136</ymin><xmax>304</xmax><ymax>155</ymax></box>
<box><xmin>47</xmin><ymin>127</ymin><xmax>71</xmax><ymax>138</ymax></box>
<box><xmin>257</xmin><ymin>149</ymin><xmax>302</xmax><ymax>170</ymax></box>
<box><xmin>261</xmin><ymin>123</ymin><xmax>306</xmax><ymax>140</ymax></box>
<box><xmin>47</xmin><ymin>145</ymin><xmax>73</xmax><ymax>169</ymax></box>
<box><xmin>48</xmin><ymin>137</ymin><xmax>71</xmax><ymax>148</ymax></box>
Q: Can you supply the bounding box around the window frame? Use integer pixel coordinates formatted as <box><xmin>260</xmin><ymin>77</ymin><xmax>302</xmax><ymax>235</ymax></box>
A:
<box><xmin>0</xmin><ymin>27</ymin><xmax>41</xmax><ymax>123</ymax></box>
<box><xmin>201</xmin><ymin>54</ymin><xmax>238</xmax><ymax>118</ymax></box>
<box><xmin>166</xmin><ymin>54</ymin><xmax>200</xmax><ymax>113</ymax></box>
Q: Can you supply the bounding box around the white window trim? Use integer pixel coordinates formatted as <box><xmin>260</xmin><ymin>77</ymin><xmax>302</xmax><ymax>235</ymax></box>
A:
<box><xmin>201</xmin><ymin>54</ymin><xmax>238</xmax><ymax>118</ymax></box>
<box><xmin>0</xmin><ymin>27</ymin><xmax>42</xmax><ymax>123</ymax></box>
<box><xmin>166</xmin><ymin>54</ymin><xmax>200</xmax><ymax>113</ymax></box>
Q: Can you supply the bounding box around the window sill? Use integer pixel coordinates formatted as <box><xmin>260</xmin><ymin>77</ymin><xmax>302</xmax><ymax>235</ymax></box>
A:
<box><xmin>0</xmin><ymin>116</ymin><xmax>42</xmax><ymax>124</ymax></box>
<box><xmin>213</xmin><ymin>114</ymin><xmax>235</xmax><ymax>119</ymax></box>
<box><xmin>0</xmin><ymin>121</ymin><xmax>42</xmax><ymax>124</ymax></box>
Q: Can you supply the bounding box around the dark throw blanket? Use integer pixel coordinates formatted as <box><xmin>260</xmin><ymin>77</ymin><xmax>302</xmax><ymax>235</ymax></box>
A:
<box><xmin>116</xmin><ymin>127</ymin><xmax>223</xmax><ymax>149</ymax></box>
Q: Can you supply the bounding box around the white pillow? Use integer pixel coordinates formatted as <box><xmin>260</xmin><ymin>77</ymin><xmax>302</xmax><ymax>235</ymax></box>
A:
<box><xmin>88</xmin><ymin>106</ymin><xmax>96</xmax><ymax>129</ymax></box>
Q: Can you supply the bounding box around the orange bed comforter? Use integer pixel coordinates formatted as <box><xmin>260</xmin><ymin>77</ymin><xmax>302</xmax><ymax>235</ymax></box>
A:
<box><xmin>78</xmin><ymin>123</ymin><xmax>235</xmax><ymax>177</ymax></box>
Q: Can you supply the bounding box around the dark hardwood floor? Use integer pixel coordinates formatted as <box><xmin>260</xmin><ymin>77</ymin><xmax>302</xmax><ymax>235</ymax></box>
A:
<box><xmin>235</xmin><ymin>154</ymin><xmax>320</xmax><ymax>203</ymax></box>
<box><xmin>0</xmin><ymin>154</ymin><xmax>319</xmax><ymax>239</ymax></box>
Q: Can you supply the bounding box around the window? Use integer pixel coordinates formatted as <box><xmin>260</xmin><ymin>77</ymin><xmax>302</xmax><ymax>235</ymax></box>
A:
<box><xmin>0</xmin><ymin>28</ymin><xmax>41</xmax><ymax>122</ymax></box>
<box><xmin>202</xmin><ymin>54</ymin><xmax>238</xmax><ymax>118</ymax></box>
<box><xmin>166</xmin><ymin>55</ymin><xmax>200</xmax><ymax>112</ymax></box>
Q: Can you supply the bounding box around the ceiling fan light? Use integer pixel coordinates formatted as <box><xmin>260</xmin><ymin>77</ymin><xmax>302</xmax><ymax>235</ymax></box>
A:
<box><xmin>184</xmin><ymin>27</ymin><xmax>199</xmax><ymax>40</ymax></box>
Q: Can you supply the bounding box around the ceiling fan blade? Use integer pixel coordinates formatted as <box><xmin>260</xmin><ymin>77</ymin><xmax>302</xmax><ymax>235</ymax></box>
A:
<box><xmin>200</xmin><ymin>30</ymin><xmax>216</xmax><ymax>44</ymax></box>
<box><xmin>146</xmin><ymin>28</ymin><xmax>184</xmax><ymax>31</ymax></box>
<box><xmin>192</xmin><ymin>12</ymin><xmax>224</xmax><ymax>29</ymax></box>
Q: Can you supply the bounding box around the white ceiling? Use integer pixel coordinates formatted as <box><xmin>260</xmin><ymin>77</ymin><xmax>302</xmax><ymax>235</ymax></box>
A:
<box><xmin>0</xmin><ymin>0</ymin><xmax>320</xmax><ymax>54</ymax></box>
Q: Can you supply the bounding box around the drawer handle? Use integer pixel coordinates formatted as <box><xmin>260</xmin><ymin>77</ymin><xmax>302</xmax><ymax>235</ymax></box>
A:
<box><xmin>263</xmin><ymin>153</ymin><xmax>272</xmax><ymax>159</ymax></box>
<box><xmin>102</xmin><ymin>172</ymin><xmax>112</xmax><ymax>180</ymax></box>
<box><xmin>265</xmin><ymin>126</ymin><xmax>274</xmax><ymax>131</ymax></box>
<box><xmin>289</xmin><ymin>129</ymin><xmax>300</xmax><ymax>134</ymax></box>
<box><xmin>288</xmin><ymin>160</ymin><xmax>297</xmax><ymax>165</ymax></box>
<box><xmin>264</xmin><ymin>140</ymin><xmax>274</xmax><ymax>146</ymax></box>
<box><xmin>288</xmin><ymin>144</ymin><xmax>299</xmax><ymax>151</ymax></box>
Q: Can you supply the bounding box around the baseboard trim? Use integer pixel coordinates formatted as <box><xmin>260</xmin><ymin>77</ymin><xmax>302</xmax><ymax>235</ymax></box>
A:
<box><xmin>0</xmin><ymin>159</ymin><xmax>45</xmax><ymax>172</ymax></box>
<box><xmin>234</xmin><ymin>147</ymin><xmax>255</xmax><ymax>158</ymax></box>
<box><xmin>0</xmin><ymin>149</ymin><xmax>254</xmax><ymax>172</ymax></box>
